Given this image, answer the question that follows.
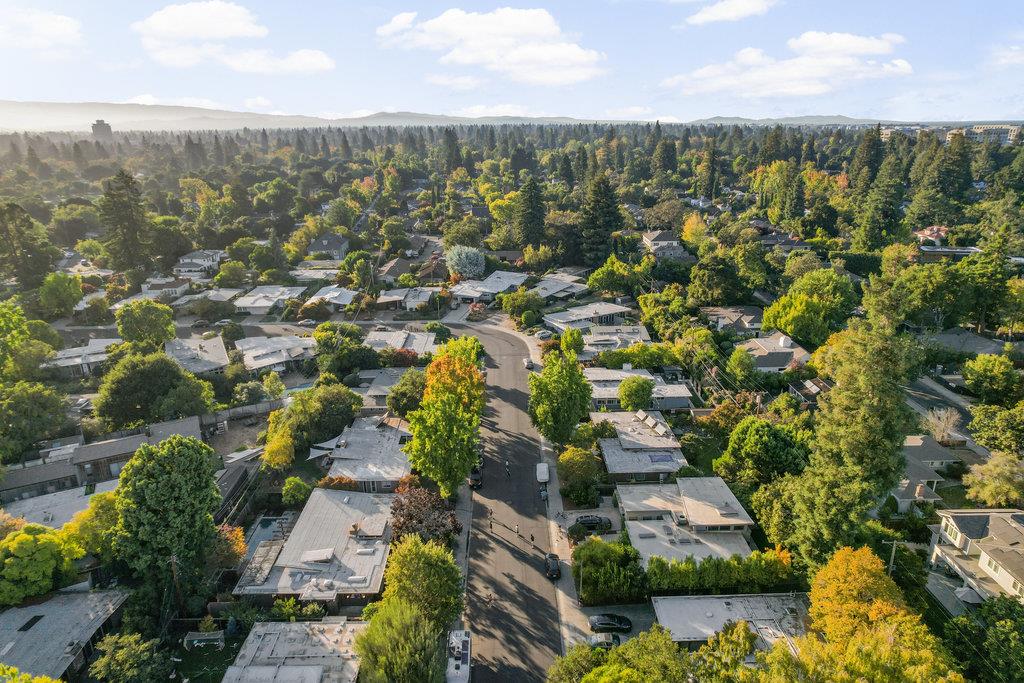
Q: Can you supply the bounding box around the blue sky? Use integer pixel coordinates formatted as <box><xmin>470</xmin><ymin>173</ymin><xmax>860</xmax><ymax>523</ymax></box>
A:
<box><xmin>2</xmin><ymin>0</ymin><xmax>1023</xmax><ymax>121</ymax></box>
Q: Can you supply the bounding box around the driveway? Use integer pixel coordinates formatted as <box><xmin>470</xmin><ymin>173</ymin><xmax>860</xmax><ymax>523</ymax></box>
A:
<box><xmin>456</xmin><ymin>324</ymin><xmax>561</xmax><ymax>682</ymax></box>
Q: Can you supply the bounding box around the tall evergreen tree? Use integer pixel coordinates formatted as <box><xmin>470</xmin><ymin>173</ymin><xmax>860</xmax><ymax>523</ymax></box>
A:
<box><xmin>854</xmin><ymin>155</ymin><xmax>906</xmax><ymax>251</ymax></box>
<box><xmin>579</xmin><ymin>172</ymin><xmax>622</xmax><ymax>267</ymax></box>
<box><xmin>98</xmin><ymin>169</ymin><xmax>152</xmax><ymax>271</ymax></box>
<box><xmin>849</xmin><ymin>125</ymin><xmax>884</xmax><ymax>186</ymax></box>
<box><xmin>513</xmin><ymin>174</ymin><xmax>545</xmax><ymax>247</ymax></box>
<box><xmin>0</xmin><ymin>203</ymin><xmax>59</xmax><ymax>289</ymax></box>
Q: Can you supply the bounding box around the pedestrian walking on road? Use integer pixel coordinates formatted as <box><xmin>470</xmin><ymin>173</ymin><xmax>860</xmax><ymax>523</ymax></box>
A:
<box><xmin>505</xmin><ymin>464</ymin><xmax>511</xmax><ymax>477</ymax></box>
<box><xmin>515</xmin><ymin>524</ymin><xmax>520</xmax><ymax>536</ymax></box>
<box><xmin>530</xmin><ymin>534</ymin><xmax>535</xmax><ymax>544</ymax></box>
<box><xmin>489</xmin><ymin>520</ymin><xmax>493</xmax><ymax>532</ymax></box>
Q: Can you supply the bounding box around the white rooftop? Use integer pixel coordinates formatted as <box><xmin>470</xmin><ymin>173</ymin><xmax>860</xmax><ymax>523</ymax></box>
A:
<box><xmin>580</xmin><ymin>326</ymin><xmax>651</xmax><ymax>360</ymax></box>
<box><xmin>235</xmin><ymin>489</ymin><xmax>394</xmax><ymax>600</ymax></box>
<box><xmin>43</xmin><ymin>338</ymin><xmax>121</xmax><ymax>369</ymax></box>
<box><xmin>364</xmin><ymin>330</ymin><xmax>438</xmax><ymax>355</ymax></box>
<box><xmin>543</xmin><ymin>302</ymin><xmax>631</xmax><ymax>328</ymax></box>
<box><xmin>3</xmin><ymin>480</ymin><xmax>118</xmax><ymax>528</ymax></box>
<box><xmin>309</xmin><ymin>284</ymin><xmax>359</xmax><ymax>308</ymax></box>
<box><xmin>451</xmin><ymin>270</ymin><xmax>528</xmax><ymax>298</ymax></box>
<box><xmin>235</xmin><ymin>286</ymin><xmax>307</xmax><ymax>310</ymax></box>
<box><xmin>223</xmin><ymin>618</ymin><xmax>367</xmax><ymax>683</ymax></box>
<box><xmin>165</xmin><ymin>336</ymin><xmax>230</xmax><ymax>375</ymax></box>
<box><xmin>652</xmin><ymin>593</ymin><xmax>808</xmax><ymax>654</ymax></box>
<box><xmin>236</xmin><ymin>335</ymin><xmax>316</xmax><ymax>371</ymax></box>
<box><xmin>309</xmin><ymin>416</ymin><xmax>412</xmax><ymax>483</ymax></box>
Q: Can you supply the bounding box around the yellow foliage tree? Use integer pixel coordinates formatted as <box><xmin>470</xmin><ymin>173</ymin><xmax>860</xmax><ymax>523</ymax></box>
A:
<box><xmin>808</xmin><ymin>546</ymin><xmax>905</xmax><ymax>643</ymax></box>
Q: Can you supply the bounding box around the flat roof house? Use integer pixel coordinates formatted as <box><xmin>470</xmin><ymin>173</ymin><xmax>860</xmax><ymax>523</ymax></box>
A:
<box><xmin>223</xmin><ymin>618</ymin><xmax>367</xmax><ymax>683</ymax></box>
<box><xmin>543</xmin><ymin>302</ymin><xmax>632</xmax><ymax>333</ymax></box>
<box><xmin>171</xmin><ymin>287</ymin><xmax>244</xmax><ymax>309</ymax></box>
<box><xmin>930</xmin><ymin>509</ymin><xmax>1024</xmax><ymax>604</ymax></box>
<box><xmin>528</xmin><ymin>273</ymin><xmax>589</xmax><ymax>302</ymax></box>
<box><xmin>42</xmin><ymin>337</ymin><xmax>121</xmax><ymax>378</ymax></box>
<box><xmin>579</xmin><ymin>325</ymin><xmax>652</xmax><ymax>362</ymax></box>
<box><xmin>364</xmin><ymin>330</ymin><xmax>438</xmax><ymax>355</ymax></box>
<box><xmin>308</xmin><ymin>284</ymin><xmax>359</xmax><ymax>311</ymax></box>
<box><xmin>451</xmin><ymin>270</ymin><xmax>530</xmax><ymax>303</ymax></box>
<box><xmin>617</xmin><ymin>477</ymin><xmax>755</xmax><ymax>568</ymax></box>
<box><xmin>352</xmin><ymin>367</ymin><xmax>413</xmax><ymax>413</ymax></box>
<box><xmin>652</xmin><ymin>593</ymin><xmax>808</xmax><ymax>656</ymax></box>
<box><xmin>235</xmin><ymin>335</ymin><xmax>317</xmax><ymax>374</ymax></box>
<box><xmin>309</xmin><ymin>416</ymin><xmax>412</xmax><ymax>493</ymax></box>
<box><xmin>234</xmin><ymin>286</ymin><xmax>307</xmax><ymax>315</ymax></box>
<box><xmin>376</xmin><ymin>286</ymin><xmax>442</xmax><ymax>311</ymax></box>
<box><xmin>4</xmin><ymin>480</ymin><xmax>118</xmax><ymax>528</ymax></box>
<box><xmin>592</xmin><ymin>410</ymin><xmax>687</xmax><ymax>482</ymax></box>
<box><xmin>700</xmin><ymin>306</ymin><xmax>764</xmax><ymax>337</ymax></box>
<box><xmin>584</xmin><ymin>367</ymin><xmax>694</xmax><ymax>412</ymax></box>
<box><xmin>165</xmin><ymin>336</ymin><xmax>230</xmax><ymax>376</ymax></box>
<box><xmin>0</xmin><ymin>589</ymin><xmax>129</xmax><ymax>681</ymax></box>
<box><xmin>736</xmin><ymin>332</ymin><xmax>810</xmax><ymax>373</ymax></box>
<box><xmin>234</xmin><ymin>489</ymin><xmax>394</xmax><ymax>605</ymax></box>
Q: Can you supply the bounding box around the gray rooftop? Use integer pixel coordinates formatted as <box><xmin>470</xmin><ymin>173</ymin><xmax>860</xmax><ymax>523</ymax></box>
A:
<box><xmin>543</xmin><ymin>302</ymin><xmax>631</xmax><ymax>327</ymax></box>
<box><xmin>223</xmin><ymin>618</ymin><xmax>366</xmax><ymax>683</ymax></box>
<box><xmin>309</xmin><ymin>416</ymin><xmax>412</xmax><ymax>483</ymax></box>
<box><xmin>236</xmin><ymin>336</ymin><xmax>317</xmax><ymax>371</ymax></box>
<box><xmin>165</xmin><ymin>336</ymin><xmax>230</xmax><ymax>375</ymax></box>
<box><xmin>652</xmin><ymin>593</ymin><xmax>808</xmax><ymax>653</ymax></box>
<box><xmin>364</xmin><ymin>330</ymin><xmax>437</xmax><ymax>355</ymax></box>
<box><xmin>0</xmin><ymin>589</ymin><xmax>129</xmax><ymax>679</ymax></box>
<box><xmin>3</xmin><ymin>480</ymin><xmax>118</xmax><ymax>528</ymax></box>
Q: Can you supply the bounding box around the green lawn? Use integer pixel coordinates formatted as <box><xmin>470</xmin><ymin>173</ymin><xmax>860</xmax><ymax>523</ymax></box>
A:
<box><xmin>172</xmin><ymin>637</ymin><xmax>244</xmax><ymax>682</ymax></box>
<box><xmin>937</xmin><ymin>484</ymin><xmax>975</xmax><ymax>509</ymax></box>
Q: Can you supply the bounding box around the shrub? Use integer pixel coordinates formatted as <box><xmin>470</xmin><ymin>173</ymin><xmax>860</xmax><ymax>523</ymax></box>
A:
<box><xmin>316</xmin><ymin>475</ymin><xmax>359</xmax><ymax>490</ymax></box>
<box><xmin>281</xmin><ymin>477</ymin><xmax>312</xmax><ymax>507</ymax></box>
<box><xmin>521</xmin><ymin>309</ymin><xmax>538</xmax><ymax>327</ymax></box>
<box><xmin>571</xmin><ymin>537</ymin><xmax>647</xmax><ymax>605</ymax></box>
<box><xmin>645</xmin><ymin>547</ymin><xmax>794</xmax><ymax>595</ymax></box>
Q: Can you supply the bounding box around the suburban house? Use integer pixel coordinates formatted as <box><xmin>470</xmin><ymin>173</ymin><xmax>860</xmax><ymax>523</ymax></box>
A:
<box><xmin>592</xmin><ymin>410</ymin><xmax>687</xmax><ymax>482</ymax></box>
<box><xmin>929</xmin><ymin>509</ymin><xmax>1024</xmax><ymax>603</ymax></box>
<box><xmin>543</xmin><ymin>302</ymin><xmax>632</xmax><ymax>333</ymax></box>
<box><xmin>652</xmin><ymin>593</ymin><xmax>808</xmax><ymax>656</ymax></box>
<box><xmin>376</xmin><ymin>286</ymin><xmax>442</xmax><ymax>311</ymax></box>
<box><xmin>73</xmin><ymin>288</ymin><xmax>106</xmax><ymax>312</ymax></box>
<box><xmin>642</xmin><ymin>230</ymin><xmax>695</xmax><ymax>262</ymax></box>
<box><xmin>234</xmin><ymin>286</ymin><xmax>307</xmax><ymax>315</ymax></box>
<box><xmin>918</xmin><ymin>245</ymin><xmax>981</xmax><ymax>263</ymax></box>
<box><xmin>699</xmin><ymin>306</ymin><xmax>764</xmax><ymax>337</ymax></box>
<box><xmin>290</xmin><ymin>267</ymin><xmax>339</xmax><ymax>283</ymax></box>
<box><xmin>309</xmin><ymin>416</ymin><xmax>412</xmax><ymax>493</ymax></box>
<box><xmin>579</xmin><ymin>325</ymin><xmax>652</xmax><ymax>362</ymax></box>
<box><xmin>109</xmin><ymin>276</ymin><xmax>191</xmax><ymax>311</ymax></box>
<box><xmin>528</xmin><ymin>273</ymin><xmax>589</xmax><ymax>302</ymax></box>
<box><xmin>583</xmin><ymin>367</ymin><xmax>694</xmax><ymax>412</ymax></box>
<box><xmin>617</xmin><ymin>477</ymin><xmax>755</xmax><ymax>568</ymax></box>
<box><xmin>451</xmin><ymin>270</ymin><xmax>529</xmax><ymax>303</ymax></box>
<box><xmin>234</xmin><ymin>489</ymin><xmax>395</xmax><ymax>605</ymax></box>
<box><xmin>904</xmin><ymin>435</ymin><xmax>963</xmax><ymax>470</ymax></box>
<box><xmin>235</xmin><ymin>335</ymin><xmax>317</xmax><ymax>374</ymax></box>
<box><xmin>0</xmin><ymin>416</ymin><xmax>204</xmax><ymax>504</ymax></box>
<box><xmin>165</xmin><ymin>336</ymin><xmax>230</xmax><ymax>376</ymax></box>
<box><xmin>888</xmin><ymin>435</ymin><xmax>964</xmax><ymax>514</ymax></box>
<box><xmin>171</xmin><ymin>288</ymin><xmax>243</xmax><ymax>309</ymax></box>
<box><xmin>736</xmin><ymin>332</ymin><xmax>810</xmax><ymax>373</ymax></box>
<box><xmin>352</xmin><ymin>368</ymin><xmax>413</xmax><ymax>413</ymax></box>
<box><xmin>307</xmin><ymin>284</ymin><xmax>359</xmax><ymax>311</ymax></box>
<box><xmin>223</xmin><ymin>618</ymin><xmax>366</xmax><ymax>683</ymax></box>
<box><xmin>42</xmin><ymin>337</ymin><xmax>121</xmax><ymax>378</ymax></box>
<box><xmin>0</xmin><ymin>589</ymin><xmax>129</xmax><ymax>681</ymax></box>
<box><xmin>788</xmin><ymin>377</ymin><xmax>834</xmax><ymax>408</ymax></box>
<box><xmin>173</xmin><ymin>249</ymin><xmax>226</xmax><ymax>279</ymax></box>
<box><xmin>914</xmin><ymin>225</ymin><xmax>950</xmax><ymax>246</ymax></box>
<box><xmin>377</xmin><ymin>257</ymin><xmax>413</xmax><ymax>285</ymax></box>
<box><xmin>364</xmin><ymin>329</ymin><xmax>438</xmax><ymax>355</ymax></box>
<box><xmin>4</xmin><ymin>480</ymin><xmax>118</xmax><ymax>528</ymax></box>
<box><xmin>759</xmin><ymin>233</ymin><xmax>810</xmax><ymax>253</ymax></box>
<box><xmin>308</xmin><ymin>233</ymin><xmax>350</xmax><ymax>260</ymax></box>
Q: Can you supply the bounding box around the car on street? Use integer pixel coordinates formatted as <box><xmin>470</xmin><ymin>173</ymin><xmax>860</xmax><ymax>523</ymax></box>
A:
<box><xmin>297</xmin><ymin>318</ymin><xmax>317</xmax><ymax>326</ymax></box>
<box><xmin>214</xmin><ymin>318</ymin><xmax>232</xmax><ymax>327</ymax></box>
<box><xmin>588</xmin><ymin>613</ymin><xmax>633</xmax><ymax>634</ymax></box>
<box><xmin>374</xmin><ymin>325</ymin><xmax>389</xmax><ymax>331</ymax></box>
<box><xmin>191</xmin><ymin>319</ymin><xmax>210</xmax><ymax>328</ymax></box>
<box><xmin>536</xmin><ymin>329</ymin><xmax>552</xmax><ymax>339</ymax></box>
<box><xmin>575</xmin><ymin>515</ymin><xmax>613</xmax><ymax>532</ymax></box>
<box><xmin>468</xmin><ymin>466</ymin><xmax>482</xmax><ymax>489</ymax></box>
<box><xmin>536</xmin><ymin>462</ymin><xmax>550</xmax><ymax>484</ymax></box>
<box><xmin>544</xmin><ymin>553</ymin><xmax>561</xmax><ymax>579</ymax></box>
<box><xmin>523</xmin><ymin>358</ymin><xmax>534</xmax><ymax>370</ymax></box>
<box><xmin>587</xmin><ymin>633</ymin><xmax>620</xmax><ymax>650</ymax></box>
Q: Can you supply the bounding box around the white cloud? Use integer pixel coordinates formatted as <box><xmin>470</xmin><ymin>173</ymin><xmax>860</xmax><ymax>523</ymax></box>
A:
<box><xmin>686</xmin><ymin>0</ymin><xmax>776</xmax><ymax>26</ymax></box>
<box><xmin>124</xmin><ymin>94</ymin><xmax>224</xmax><ymax>108</ymax></box>
<box><xmin>605</xmin><ymin>106</ymin><xmax>681</xmax><ymax>122</ymax></box>
<box><xmin>377</xmin><ymin>8</ymin><xmax>605</xmax><ymax>86</ymax></box>
<box><xmin>426</xmin><ymin>73</ymin><xmax>485</xmax><ymax>90</ymax></box>
<box><xmin>992</xmin><ymin>45</ymin><xmax>1024</xmax><ymax>67</ymax></box>
<box><xmin>132</xmin><ymin>1</ymin><xmax>333</xmax><ymax>74</ymax></box>
<box><xmin>664</xmin><ymin>31</ymin><xmax>911</xmax><ymax>97</ymax></box>
<box><xmin>244</xmin><ymin>96</ymin><xmax>273</xmax><ymax>109</ymax></box>
<box><xmin>452</xmin><ymin>104</ymin><xmax>553</xmax><ymax>118</ymax></box>
<box><xmin>0</xmin><ymin>5</ymin><xmax>82</xmax><ymax>58</ymax></box>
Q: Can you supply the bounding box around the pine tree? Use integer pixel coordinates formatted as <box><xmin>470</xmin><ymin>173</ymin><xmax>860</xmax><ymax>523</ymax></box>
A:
<box><xmin>514</xmin><ymin>174</ymin><xmax>545</xmax><ymax>247</ymax></box>
<box><xmin>849</xmin><ymin>125</ymin><xmax>884</xmax><ymax>186</ymax></box>
<box><xmin>580</xmin><ymin>172</ymin><xmax>622</xmax><ymax>267</ymax></box>
<box><xmin>854</xmin><ymin>155</ymin><xmax>905</xmax><ymax>251</ymax></box>
<box><xmin>99</xmin><ymin>169</ymin><xmax>152</xmax><ymax>271</ymax></box>
<box><xmin>339</xmin><ymin>132</ymin><xmax>352</xmax><ymax>160</ymax></box>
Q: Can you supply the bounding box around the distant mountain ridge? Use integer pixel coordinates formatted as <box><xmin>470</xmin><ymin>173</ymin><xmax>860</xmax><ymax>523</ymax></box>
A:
<box><xmin>0</xmin><ymin>100</ymin><xmax>1020</xmax><ymax>132</ymax></box>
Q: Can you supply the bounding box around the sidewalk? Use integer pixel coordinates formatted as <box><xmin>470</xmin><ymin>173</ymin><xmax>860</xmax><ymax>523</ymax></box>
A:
<box><xmin>452</xmin><ymin>482</ymin><xmax>474</xmax><ymax>628</ymax></box>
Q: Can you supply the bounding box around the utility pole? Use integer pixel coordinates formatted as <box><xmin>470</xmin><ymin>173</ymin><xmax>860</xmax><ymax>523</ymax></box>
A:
<box><xmin>882</xmin><ymin>539</ymin><xmax>898</xmax><ymax>575</ymax></box>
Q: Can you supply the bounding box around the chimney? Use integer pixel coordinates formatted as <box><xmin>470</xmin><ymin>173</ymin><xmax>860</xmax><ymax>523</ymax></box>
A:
<box><xmin>914</xmin><ymin>483</ymin><xmax>926</xmax><ymax>499</ymax></box>
<box><xmin>779</xmin><ymin>335</ymin><xmax>793</xmax><ymax>348</ymax></box>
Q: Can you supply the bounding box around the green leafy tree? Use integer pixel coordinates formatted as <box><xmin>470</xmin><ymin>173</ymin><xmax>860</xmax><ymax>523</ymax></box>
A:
<box><xmin>387</xmin><ymin>368</ymin><xmax>426</xmax><ymax>418</ymax></box>
<box><xmin>580</xmin><ymin>173</ymin><xmax>623</xmax><ymax>267</ymax></box>
<box><xmin>269</xmin><ymin>383</ymin><xmax>362</xmax><ymax>451</ymax></box>
<box><xmin>405</xmin><ymin>390</ymin><xmax>479</xmax><ymax>498</ymax></box>
<box><xmin>113</xmin><ymin>435</ymin><xmax>220</xmax><ymax>613</ymax></box>
<box><xmin>963</xmin><ymin>353</ymin><xmax>1022</xmax><ymax>405</ymax></box>
<box><xmin>500</xmin><ymin>287</ymin><xmax>544</xmax><ymax>318</ymax></box>
<box><xmin>713</xmin><ymin>416</ymin><xmax>808</xmax><ymax>494</ymax></box>
<box><xmin>945</xmin><ymin>597</ymin><xmax>1024</xmax><ymax>683</ymax></box>
<box><xmin>529</xmin><ymin>351</ymin><xmax>592</xmax><ymax>445</ymax></box>
<box><xmin>89</xmin><ymin>633</ymin><xmax>172</xmax><ymax>683</ymax></box>
<box><xmin>63</xmin><ymin>491</ymin><xmax>119</xmax><ymax>563</ymax></box>
<box><xmin>94</xmin><ymin>352</ymin><xmax>214</xmax><ymax>429</ymax></box>
<box><xmin>726</xmin><ymin>347</ymin><xmax>755</xmax><ymax>383</ymax></box>
<box><xmin>0</xmin><ymin>524</ymin><xmax>79</xmax><ymax>606</ymax></box>
<box><xmin>0</xmin><ymin>203</ymin><xmax>59</xmax><ymax>289</ymax></box>
<box><xmin>214</xmin><ymin>260</ymin><xmax>249</xmax><ymax>287</ymax></box>
<box><xmin>98</xmin><ymin>169</ymin><xmax>152</xmax><ymax>271</ymax></box>
<box><xmin>0</xmin><ymin>664</ymin><xmax>60</xmax><ymax>682</ymax></box>
<box><xmin>37</xmin><ymin>273</ymin><xmax>82</xmax><ymax>320</ymax></box>
<box><xmin>381</xmin><ymin>535</ymin><xmax>463</xmax><ymax>628</ymax></box>
<box><xmin>281</xmin><ymin>476</ymin><xmax>313</xmax><ymax>507</ymax></box>
<box><xmin>964</xmin><ymin>451</ymin><xmax>1024</xmax><ymax>507</ymax></box>
<box><xmin>787</xmin><ymin>268</ymin><xmax>856</xmax><ymax>329</ymax></box>
<box><xmin>686</xmin><ymin>252</ymin><xmax>745</xmax><ymax>307</ymax></box>
<box><xmin>115</xmin><ymin>299</ymin><xmax>175</xmax><ymax>347</ymax></box>
<box><xmin>561</xmin><ymin>328</ymin><xmax>584</xmax><ymax>355</ymax></box>
<box><xmin>968</xmin><ymin>401</ymin><xmax>1024</xmax><ymax>453</ymax></box>
<box><xmin>618</xmin><ymin>375</ymin><xmax>654</xmax><ymax>411</ymax></box>
<box><xmin>355</xmin><ymin>598</ymin><xmax>445</xmax><ymax>683</ymax></box>
<box><xmin>0</xmin><ymin>302</ymin><xmax>28</xmax><ymax>372</ymax></box>
<box><xmin>50</xmin><ymin>203</ymin><xmax>101</xmax><ymax>245</ymax></box>
<box><xmin>853</xmin><ymin>155</ymin><xmax>906</xmax><ymax>251</ymax></box>
<box><xmin>763</xmin><ymin>294</ymin><xmax>831</xmax><ymax>348</ymax></box>
<box><xmin>261</xmin><ymin>371</ymin><xmax>285</xmax><ymax>399</ymax></box>
<box><xmin>0</xmin><ymin>381</ymin><xmax>66</xmax><ymax>464</ymax></box>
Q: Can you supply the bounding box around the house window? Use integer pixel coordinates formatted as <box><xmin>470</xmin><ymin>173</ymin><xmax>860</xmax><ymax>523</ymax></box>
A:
<box><xmin>984</xmin><ymin>555</ymin><xmax>999</xmax><ymax>574</ymax></box>
<box><xmin>1012</xmin><ymin>579</ymin><xmax>1022</xmax><ymax>596</ymax></box>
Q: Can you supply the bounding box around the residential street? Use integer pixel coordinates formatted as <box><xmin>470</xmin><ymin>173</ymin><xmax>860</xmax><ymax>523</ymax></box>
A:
<box><xmin>455</xmin><ymin>324</ymin><xmax>561</xmax><ymax>682</ymax></box>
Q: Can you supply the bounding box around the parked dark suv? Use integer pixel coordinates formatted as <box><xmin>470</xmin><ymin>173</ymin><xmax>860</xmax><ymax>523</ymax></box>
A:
<box><xmin>588</xmin><ymin>613</ymin><xmax>632</xmax><ymax>634</ymax></box>
<box><xmin>575</xmin><ymin>515</ymin><xmax>612</xmax><ymax>532</ymax></box>
<box><xmin>544</xmin><ymin>553</ymin><xmax>561</xmax><ymax>579</ymax></box>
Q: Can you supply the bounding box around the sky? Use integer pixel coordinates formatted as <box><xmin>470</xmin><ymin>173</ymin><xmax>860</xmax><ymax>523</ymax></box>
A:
<box><xmin>1</xmin><ymin>0</ymin><xmax>1023</xmax><ymax>122</ymax></box>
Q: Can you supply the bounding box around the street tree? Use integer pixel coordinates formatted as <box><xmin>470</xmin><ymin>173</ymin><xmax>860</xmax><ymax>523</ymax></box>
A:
<box><xmin>529</xmin><ymin>351</ymin><xmax>592</xmax><ymax>445</ymax></box>
<box><xmin>381</xmin><ymin>534</ymin><xmax>463</xmax><ymax>629</ymax></box>
<box><xmin>355</xmin><ymin>598</ymin><xmax>445</xmax><ymax>683</ymax></box>
<box><xmin>115</xmin><ymin>299</ymin><xmax>175</xmax><ymax>347</ymax></box>
<box><xmin>405</xmin><ymin>390</ymin><xmax>479</xmax><ymax>498</ymax></box>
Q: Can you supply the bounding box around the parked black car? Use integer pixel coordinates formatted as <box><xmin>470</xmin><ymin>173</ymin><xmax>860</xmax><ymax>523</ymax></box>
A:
<box><xmin>544</xmin><ymin>553</ymin><xmax>561</xmax><ymax>579</ymax></box>
<box><xmin>575</xmin><ymin>515</ymin><xmax>612</xmax><ymax>532</ymax></box>
<box><xmin>588</xmin><ymin>613</ymin><xmax>632</xmax><ymax>634</ymax></box>
<box><xmin>468</xmin><ymin>466</ymin><xmax>482</xmax><ymax>489</ymax></box>
<box><xmin>588</xmin><ymin>633</ymin><xmax>620</xmax><ymax>650</ymax></box>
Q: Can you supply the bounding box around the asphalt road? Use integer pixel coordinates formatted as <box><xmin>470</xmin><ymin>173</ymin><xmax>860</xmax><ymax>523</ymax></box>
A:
<box><xmin>455</xmin><ymin>324</ymin><xmax>561</xmax><ymax>682</ymax></box>
<box><xmin>905</xmin><ymin>377</ymin><xmax>974</xmax><ymax>434</ymax></box>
